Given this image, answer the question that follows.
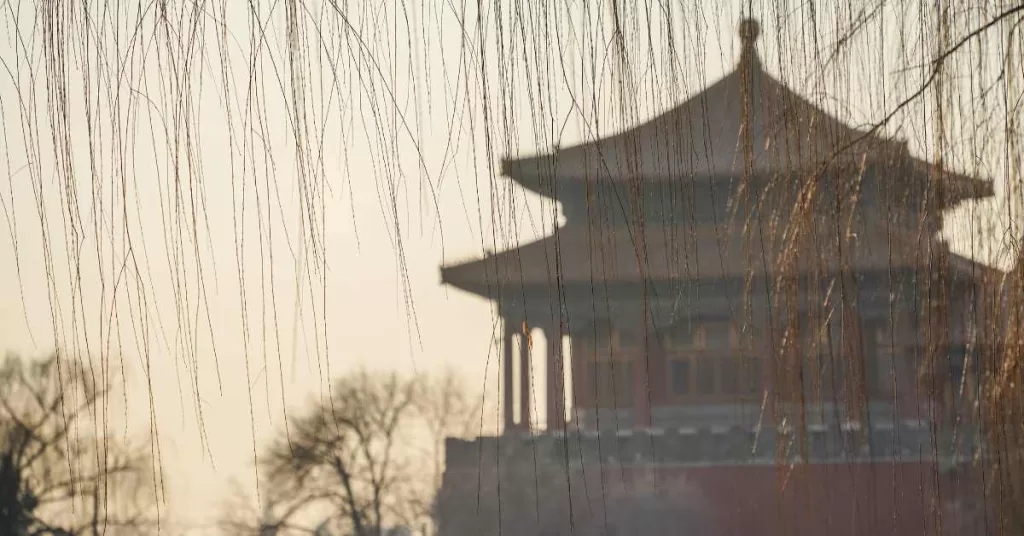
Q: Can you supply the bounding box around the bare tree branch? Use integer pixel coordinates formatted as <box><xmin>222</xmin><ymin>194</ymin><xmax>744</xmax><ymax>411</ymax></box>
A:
<box><xmin>223</xmin><ymin>368</ymin><xmax>478</xmax><ymax>535</ymax></box>
<box><xmin>835</xmin><ymin>4</ymin><xmax>1024</xmax><ymax>157</ymax></box>
<box><xmin>0</xmin><ymin>354</ymin><xmax>156</xmax><ymax>535</ymax></box>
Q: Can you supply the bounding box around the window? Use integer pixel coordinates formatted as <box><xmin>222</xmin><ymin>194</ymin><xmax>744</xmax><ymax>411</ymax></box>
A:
<box><xmin>664</xmin><ymin>320</ymin><xmax>762</xmax><ymax>398</ymax></box>
<box><xmin>862</xmin><ymin>318</ymin><xmax>890</xmax><ymax>396</ymax></box>
<box><xmin>719</xmin><ymin>357</ymin><xmax>742</xmax><ymax>394</ymax></box>
<box><xmin>810</xmin><ymin>323</ymin><xmax>843</xmax><ymax>399</ymax></box>
<box><xmin>695</xmin><ymin>357</ymin><xmax>716</xmax><ymax>395</ymax></box>
<box><xmin>744</xmin><ymin>358</ymin><xmax>763</xmax><ymax>395</ymax></box>
<box><xmin>809</xmin><ymin>348</ymin><xmax>844</xmax><ymax>399</ymax></box>
<box><xmin>670</xmin><ymin>359</ymin><xmax>691</xmax><ymax>395</ymax></box>
<box><xmin>581</xmin><ymin>321</ymin><xmax>643</xmax><ymax>355</ymax></box>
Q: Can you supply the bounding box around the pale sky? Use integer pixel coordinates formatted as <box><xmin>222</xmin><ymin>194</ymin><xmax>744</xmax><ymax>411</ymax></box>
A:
<box><xmin>0</xmin><ymin>1</ymin><xmax>1018</xmax><ymax>532</ymax></box>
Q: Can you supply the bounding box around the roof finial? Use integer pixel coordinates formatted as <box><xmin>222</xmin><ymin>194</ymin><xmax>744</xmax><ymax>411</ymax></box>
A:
<box><xmin>738</xmin><ymin>18</ymin><xmax>761</xmax><ymax>68</ymax></box>
<box><xmin>739</xmin><ymin>18</ymin><xmax>760</xmax><ymax>46</ymax></box>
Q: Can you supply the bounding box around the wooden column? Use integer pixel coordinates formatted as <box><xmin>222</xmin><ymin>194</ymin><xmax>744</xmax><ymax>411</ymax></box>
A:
<box><xmin>842</xmin><ymin>300</ymin><xmax>868</xmax><ymax>423</ymax></box>
<box><xmin>503</xmin><ymin>321</ymin><xmax>515</xmax><ymax>433</ymax></box>
<box><xmin>519</xmin><ymin>321</ymin><xmax>532</xmax><ymax>431</ymax></box>
<box><xmin>546</xmin><ymin>325</ymin><xmax>565</xmax><ymax>430</ymax></box>
<box><xmin>633</xmin><ymin>336</ymin><xmax>652</xmax><ymax>429</ymax></box>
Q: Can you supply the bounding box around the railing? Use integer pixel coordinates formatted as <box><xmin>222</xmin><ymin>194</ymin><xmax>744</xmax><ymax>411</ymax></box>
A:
<box><xmin>445</xmin><ymin>422</ymin><xmax>979</xmax><ymax>469</ymax></box>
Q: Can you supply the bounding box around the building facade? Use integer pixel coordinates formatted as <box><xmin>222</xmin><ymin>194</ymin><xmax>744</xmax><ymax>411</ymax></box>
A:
<box><xmin>437</xmin><ymin>19</ymin><xmax>998</xmax><ymax>536</ymax></box>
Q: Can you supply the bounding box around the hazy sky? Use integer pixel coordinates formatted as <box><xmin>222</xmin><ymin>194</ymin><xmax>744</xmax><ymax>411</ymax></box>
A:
<box><xmin>0</xmin><ymin>1</ymin><xmax>1018</xmax><ymax>531</ymax></box>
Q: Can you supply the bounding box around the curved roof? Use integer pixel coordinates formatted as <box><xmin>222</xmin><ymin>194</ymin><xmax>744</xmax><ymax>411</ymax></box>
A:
<box><xmin>440</xmin><ymin>221</ymin><xmax>999</xmax><ymax>299</ymax></box>
<box><xmin>501</xmin><ymin>29</ymin><xmax>991</xmax><ymax>206</ymax></box>
<box><xmin>442</xmin><ymin>20</ymin><xmax>999</xmax><ymax>299</ymax></box>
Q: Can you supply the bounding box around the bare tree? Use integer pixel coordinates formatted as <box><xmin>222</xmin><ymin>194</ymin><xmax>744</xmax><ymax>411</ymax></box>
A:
<box><xmin>221</xmin><ymin>368</ymin><xmax>483</xmax><ymax>536</ymax></box>
<box><xmin>5</xmin><ymin>4</ymin><xmax>1024</xmax><ymax>535</ymax></box>
<box><xmin>0</xmin><ymin>354</ymin><xmax>156</xmax><ymax>535</ymax></box>
<box><xmin>224</xmin><ymin>370</ymin><xmax>433</xmax><ymax>535</ymax></box>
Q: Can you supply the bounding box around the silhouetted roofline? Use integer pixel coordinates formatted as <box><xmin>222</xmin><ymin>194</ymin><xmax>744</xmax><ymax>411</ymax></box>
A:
<box><xmin>496</xmin><ymin>19</ymin><xmax>991</xmax><ymax>208</ymax></box>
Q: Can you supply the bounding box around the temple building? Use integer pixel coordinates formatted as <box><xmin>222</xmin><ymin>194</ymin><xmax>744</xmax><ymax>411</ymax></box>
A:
<box><xmin>436</xmin><ymin>19</ymin><xmax>999</xmax><ymax>536</ymax></box>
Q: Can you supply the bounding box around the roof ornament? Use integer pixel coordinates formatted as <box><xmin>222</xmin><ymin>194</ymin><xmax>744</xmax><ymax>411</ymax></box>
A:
<box><xmin>738</xmin><ymin>18</ymin><xmax>761</xmax><ymax>67</ymax></box>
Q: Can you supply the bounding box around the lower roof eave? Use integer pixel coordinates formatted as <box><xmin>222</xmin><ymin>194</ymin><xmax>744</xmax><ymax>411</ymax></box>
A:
<box><xmin>440</xmin><ymin>272</ymin><xmax>500</xmax><ymax>301</ymax></box>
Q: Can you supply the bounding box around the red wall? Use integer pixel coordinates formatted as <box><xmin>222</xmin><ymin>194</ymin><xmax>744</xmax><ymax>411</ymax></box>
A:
<box><xmin>441</xmin><ymin>456</ymin><xmax>986</xmax><ymax>535</ymax></box>
<box><xmin>622</xmin><ymin>463</ymin><xmax>944</xmax><ymax>536</ymax></box>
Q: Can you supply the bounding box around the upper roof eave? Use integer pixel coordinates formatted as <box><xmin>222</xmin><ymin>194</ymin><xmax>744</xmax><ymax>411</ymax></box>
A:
<box><xmin>497</xmin><ymin>43</ymin><xmax>991</xmax><ymax>205</ymax></box>
<box><xmin>439</xmin><ymin>222</ymin><xmax>1006</xmax><ymax>296</ymax></box>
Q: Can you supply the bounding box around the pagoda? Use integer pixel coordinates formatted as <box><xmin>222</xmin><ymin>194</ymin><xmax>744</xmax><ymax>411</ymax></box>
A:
<box><xmin>438</xmin><ymin>19</ymin><xmax>998</xmax><ymax>536</ymax></box>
